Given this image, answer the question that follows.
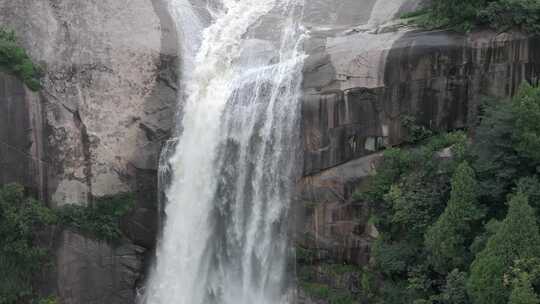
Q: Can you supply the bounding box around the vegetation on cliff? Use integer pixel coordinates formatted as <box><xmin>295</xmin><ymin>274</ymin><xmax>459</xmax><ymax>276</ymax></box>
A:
<box><xmin>57</xmin><ymin>193</ymin><xmax>135</xmax><ymax>241</ymax></box>
<box><xmin>0</xmin><ymin>28</ymin><xmax>41</xmax><ymax>91</ymax></box>
<box><xmin>0</xmin><ymin>184</ymin><xmax>134</xmax><ymax>303</ymax></box>
<box><xmin>352</xmin><ymin>83</ymin><xmax>540</xmax><ymax>304</ymax></box>
<box><xmin>0</xmin><ymin>184</ymin><xmax>55</xmax><ymax>304</ymax></box>
<box><xmin>403</xmin><ymin>0</ymin><xmax>540</xmax><ymax>33</ymax></box>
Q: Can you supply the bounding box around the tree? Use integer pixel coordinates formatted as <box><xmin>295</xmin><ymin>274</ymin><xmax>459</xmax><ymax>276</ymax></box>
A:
<box><xmin>511</xmin><ymin>83</ymin><xmax>540</xmax><ymax>163</ymax></box>
<box><xmin>431</xmin><ymin>0</ymin><xmax>487</xmax><ymax>30</ymax></box>
<box><xmin>425</xmin><ymin>162</ymin><xmax>483</xmax><ymax>272</ymax></box>
<box><xmin>473</xmin><ymin>97</ymin><xmax>524</xmax><ymax>206</ymax></box>
<box><xmin>441</xmin><ymin>270</ymin><xmax>470</xmax><ymax>304</ymax></box>
<box><xmin>473</xmin><ymin>84</ymin><xmax>540</xmax><ymax>207</ymax></box>
<box><xmin>467</xmin><ymin>192</ymin><xmax>540</xmax><ymax>304</ymax></box>
<box><xmin>508</xmin><ymin>273</ymin><xmax>539</xmax><ymax>304</ymax></box>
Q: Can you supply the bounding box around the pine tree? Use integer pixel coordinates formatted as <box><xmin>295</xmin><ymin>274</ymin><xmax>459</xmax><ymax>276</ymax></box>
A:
<box><xmin>468</xmin><ymin>193</ymin><xmax>540</xmax><ymax>304</ymax></box>
<box><xmin>425</xmin><ymin>162</ymin><xmax>483</xmax><ymax>272</ymax></box>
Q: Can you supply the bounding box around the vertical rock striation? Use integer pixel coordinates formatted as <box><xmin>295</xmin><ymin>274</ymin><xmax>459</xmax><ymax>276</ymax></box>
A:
<box><xmin>298</xmin><ymin>0</ymin><xmax>540</xmax><ymax>272</ymax></box>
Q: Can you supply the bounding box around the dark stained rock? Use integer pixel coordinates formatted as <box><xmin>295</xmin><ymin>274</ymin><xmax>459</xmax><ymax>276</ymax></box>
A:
<box><xmin>298</xmin><ymin>153</ymin><xmax>382</xmax><ymax>266</ymax></box>
<box><xmin>56</xmin><ymin>231</ymin><xmax>145</xmax><ymax>304</ymax></box>
<box><xmin>0</xmin><ymin>72</ymin><xmax>46</xmax><ymax>199</ymax></box>
<box><xmin>298</xmin><ymin>30</ymin><xmax>540</xmax><ymax>274</ymax></box>
<box><xmin>302</xmin><ymin>31</ymin><xmax>540</xmax><ymax>175</ymax></box>
<box><xmin>121</xmin><ymin>167</ymin><xmax>160</xmax><ymax>249</ymax></box>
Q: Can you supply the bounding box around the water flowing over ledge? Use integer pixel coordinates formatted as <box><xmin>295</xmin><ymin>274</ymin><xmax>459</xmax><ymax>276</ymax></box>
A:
<box><xmin>140</xmin><ymin>0</ymin><xmax>307</xmax><ymax>303</ymax></box>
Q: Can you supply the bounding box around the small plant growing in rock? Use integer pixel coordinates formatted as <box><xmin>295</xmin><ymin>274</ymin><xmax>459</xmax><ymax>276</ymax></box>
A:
<box><xmin>0</xmin><ymin>28</ymin><xmax>42</xmax><ymax>91</ymax></box>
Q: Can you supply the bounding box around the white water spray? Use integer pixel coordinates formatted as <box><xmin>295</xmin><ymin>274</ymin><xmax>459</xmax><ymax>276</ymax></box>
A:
<box><xmin>142</xmin><ymin>0</ymin><xmax>306</xmax><ymax>303</ymax></box>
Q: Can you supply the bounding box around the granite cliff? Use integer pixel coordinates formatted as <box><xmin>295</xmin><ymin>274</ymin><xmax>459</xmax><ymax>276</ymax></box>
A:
<box><xmin>0</xmin><ymin>0</ymin><xmax>539</xmax><ymax>303</ymax></box>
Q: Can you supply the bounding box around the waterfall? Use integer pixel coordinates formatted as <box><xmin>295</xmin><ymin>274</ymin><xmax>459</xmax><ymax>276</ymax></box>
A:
<box><xmin>141</xmin><ymin>0</ymin><xmax>306</xmax><ymax>303</ymax></box>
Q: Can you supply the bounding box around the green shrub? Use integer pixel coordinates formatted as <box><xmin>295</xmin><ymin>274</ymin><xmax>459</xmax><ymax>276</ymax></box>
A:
<box><xmin>0</xmin><ymin>184</ymin><xmax>57</xmax><ymax>304</ymax></box>
<box><xmin>0</xmin><ymin>28</ymin><xmax>41</xmax><ymax>91</ymax></box>
<box><xmin>57</xmin><ymin>193</ymin><xmax>135</xmax><ymax>242</ymax></box>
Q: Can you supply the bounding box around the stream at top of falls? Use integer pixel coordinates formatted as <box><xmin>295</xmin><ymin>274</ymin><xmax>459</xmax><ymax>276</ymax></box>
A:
<box><xmin>140</xmin><ymin>0</ymin><xmax>307</xmax><ymax>303</ymax></box>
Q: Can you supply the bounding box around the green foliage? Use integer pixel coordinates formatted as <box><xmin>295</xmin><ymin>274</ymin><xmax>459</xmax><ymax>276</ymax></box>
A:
<box><xmin>511</xmin><ymin>83</ymin><xmax>540</xmax><ymax>163</ymax></box>
<box><xmin>425</xmin><ymin>162</ymin><xmax>483</xmax><ymax>273</ymax></box>
<box><xmin>402</xmin><ymin>116</ymin><xmax>434</xmax><ymax>144</ymax></box>
<box><xmin>380</xmin><ymin>281</ymin><xmax>414</xmax><ymax>304</ymax></box>
<box><xmin>479</xmin><ymin>0</ymin><xmax>540</xmax><ymax>34</ymax></box>
<box><xmin>515</xmin><ymin>176</ymin><xmax>540</xmax><ymax>211</ymax></box>
<box><xmin>361</xmin><ymin>268</ymin><xmax>377</xmax><ymax>299</ymax></box>
<box><xmin>508</xmin><ymin>273</ymin><xmax>539</xmax><ymax>304</ymax></box>
<box><xmin>0</xmin><ymin>28</ymin><xmax>41</xmax><ymax>91</ymax></box>
<box><xmin>0</xmin><ymin>184</ymin><xmax>57</xmax><ymax>304</ymax></box>
<box><xmin>407</xmin><ymin>264</ymin><xmax>436</xmax><ymax>301</ymax></box>
<box><xmin>469</xmin><ymin>219</ymin><xmax>501</xmax><ymax>256</ymax></box>
<box><xmin>35</xmin><ymin>296</ymin><xmax>58</xmax><ymax>304</ymax></box>
<box><xmin>297</xmin><ymin>251</ymin><xmax>362</xmax><ymax>304</ymax></box>
<box><xmin>0</xmin><ymin>184</ymin><xmax>134</xmax><ymax>303</ymax></box>
<box><xmin>386</xmin><ymin>175</ymin><xmax>445</xmax><ymax>241</ymax></box>
<box><xmin>350</xmin><ymin>84</ymin><xmax>540</xmax><ymax>304</ymax></box>
<box><xmin>467</xmin><ymin>192</ymin><xmax>540</xmax><ymax>304</ymax></box>
<box><xmin>473</xmin><ymin>96</ymin><xmax>518</xmax><ymax>202</ymax></box>
<box><xmin>57</xmin><ymin>193</ymin><xmax>135</xmax><ymax>242</ymax></box>
<box><xmin>470</xmin><ymin>84</ymin><xmax>540</xmax><ymax>214</ymax></box>
<box><xmin>357</xmin><ymin>147</ymin><xmax>414</xmax><ymax>202</ymax></box>
<box><xmin>403</xmin><ymin>0</ymin><xmax>540</xmax><ymax>34</ymax></box>
<box><xmin>300</xmin><ymin>282</ymin><xmax>356</xmax><ymax>304</ymax></box>
<box><xmin>372</xmin><ymin>239</ymin><xmax>418</xmax><ymax>277</ymax></box>
<box><xmin>441</xmin><ymin>270</ymin><xmax>470</xmax><ymax>304</ymax></box>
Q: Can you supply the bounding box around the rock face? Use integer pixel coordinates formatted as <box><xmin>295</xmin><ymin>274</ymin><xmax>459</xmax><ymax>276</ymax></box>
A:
<box><xmin>0</xmin><ymin>73</ymin><xmax>45</xmax><ymax>199</ymax></box>
<box><xmin>303</xmin><ymin>29</ymin><xmax>540</xmax><ymax>176</ymax></box>
<box><xmin>1</xmin><ymin>0</ymin><xmax>540</xmax><ymax>302</ymax></box>
<box><xmin>0</xmin><ymin>0</ymin><xmax>177</xmax><ymax>205</ymax></box>
<box><xmin>298</xmin><ymin>0</ymin><xmax>540</xmax><ymax>276</ymax></box>
<box><xmin>0</xmin><ymin>0</ymin><xmax>178</xmax><ymax>303</ymax></box>
<box><xmin>56</xmin><ymin>231</ymin><xmax>145</xmax><ymax>304</ymax></box>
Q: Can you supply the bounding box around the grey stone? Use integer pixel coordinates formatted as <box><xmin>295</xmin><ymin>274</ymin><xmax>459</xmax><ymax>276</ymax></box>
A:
<box><xmin>297</xmin><ymin>153</ymin><xmax>382</xmax><ymax>266</ymax></box>
<box><xmin>0</xmin><ymin>0</ymin><xmax>178</xmax><ymax>205</ymax></box>
<box><xmin>56</xmin><ymin>230</ymin><xmax>145</xmax><ymax>304</ymax></box>
<box><xmin>302</xmin><ymin>29</ymin><xmax>540</xmax><ymax>174</ymax></box>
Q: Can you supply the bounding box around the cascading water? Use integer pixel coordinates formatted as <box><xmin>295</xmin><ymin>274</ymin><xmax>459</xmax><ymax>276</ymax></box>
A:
<box><xmin>141</xmin><ymin>0</ymin><xmax>306</xmax><ymax>303</ymax></box>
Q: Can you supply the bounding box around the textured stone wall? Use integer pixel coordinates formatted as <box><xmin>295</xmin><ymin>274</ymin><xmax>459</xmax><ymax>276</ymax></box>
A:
<box><xmin>0</xmin><ymin>0</ymin><xmax>178</xmax><ymax>206</ymax></box>
<box><xmin>0</xmin><ymin>73</ymin><xmax>45</xmax><ymax>198</ymax></box>
<box><xmin>303</xmin><ymin>31</ymin><xmax>540</xmax><ymax>176</ymax></box>
<box><xmin>298</xmin><ymin>1</ymin><xmax>540</xmax><ymax>271</ymax></box>
<box><xmin>0</xmin><ymin>1</ymin><xmax>178</xmax><ymax>303</ymax></box>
